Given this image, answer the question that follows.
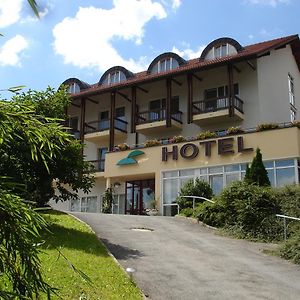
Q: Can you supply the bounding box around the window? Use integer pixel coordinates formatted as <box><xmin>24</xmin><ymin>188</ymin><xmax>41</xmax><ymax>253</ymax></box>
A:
<box><xmin>161</xmin><ymin>159</ymin><xmax>298</xmax><ymax>216</ymax></box>
<box><xmin>115</xmin><ymin>107</ymin><xmax>126</xmax><ymax>131</ymax></box>
<box><xmin>70</xmin><ymin>196</ymin><xmax>99</xmax><ymax>213</ymax></box>
<box><xmin>151</xmin><ymin>57</ymin><xmax>179</xmax><ymax>74</ymax></box>
<box><xmin>98</xmin><ymin>148</ymin><xmax>108</xmax><ymax>172</ymax></box>
<box><xmin>99</xmin><ymin>111</ymin><xmax>109</xmax><ymax>131</ymax></box>
<box><xmin>214</xmin><ymin>44</ymin><xmax>228</xmax><ymax>58</ymax></box>
<box><xmin>68</xmin><ymin>83</ymin><xmax>80</xmax><ymax>94</ymax></box>
<box><xmin>203</xmin><ymin>84</ymin><xmax>238</xmax><ymax>112</ymax></box>
<box><xmin>289</xmin><ymin>74</ymin><xmax>296</xmax><ymax>121</ymax></box>
<box><xmin>68</xmin><ymin>116</ymin><xmax>78</xmax><ymax>131</ymax></box>
<box><xmin>103</xmin><ymin>71</ymin><xmax>126</xmax><ymax>85</ymax></box>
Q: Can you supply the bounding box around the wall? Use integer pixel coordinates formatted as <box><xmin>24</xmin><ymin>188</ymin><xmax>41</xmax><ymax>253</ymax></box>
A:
<box><xmin>257</xmin><ymin>45</ymin><xmax>300</xmax><ymax>123</ymax></box>
<box><xmin>104</xmin><ymin>127</ymin><xmax>300</xmax><ymax>213</ymax></box>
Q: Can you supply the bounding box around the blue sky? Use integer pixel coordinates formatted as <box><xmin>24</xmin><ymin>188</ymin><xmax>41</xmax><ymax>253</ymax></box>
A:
<box><xmin>0</xmin><ymin>0</ymin><xmax>299</xmax><ymax>98</ymax></box>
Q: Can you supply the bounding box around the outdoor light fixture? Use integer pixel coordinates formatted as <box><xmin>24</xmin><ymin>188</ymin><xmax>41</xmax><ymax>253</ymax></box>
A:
<box><xmin>125</xmin><ymin>267</ymin><xmax>136</xmax><ymax>279</ymax></box>
<box><xmin>113</xmin><ymin>182</ymin><xmax>121</xmax><ymax>189</ymax></box>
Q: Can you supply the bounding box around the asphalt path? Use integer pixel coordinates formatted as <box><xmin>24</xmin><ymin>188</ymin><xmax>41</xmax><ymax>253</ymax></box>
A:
<box><xmin>71</xmin><ymin>213</ymin><xmax>300</xmax><ymax>300</ymax></box>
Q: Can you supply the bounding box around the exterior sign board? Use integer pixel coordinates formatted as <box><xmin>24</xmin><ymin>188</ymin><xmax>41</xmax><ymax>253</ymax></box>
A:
<box><xmin>162</xmin><ymin>136</ymin><xmax>253</xmax><ymax>161</ymax></box>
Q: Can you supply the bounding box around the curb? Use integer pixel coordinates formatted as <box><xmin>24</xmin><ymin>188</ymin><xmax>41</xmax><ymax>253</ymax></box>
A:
<box><xmin>175</xmin><ymin>214</ymin><xmax>217</xmax><ymax>230</ymax></box>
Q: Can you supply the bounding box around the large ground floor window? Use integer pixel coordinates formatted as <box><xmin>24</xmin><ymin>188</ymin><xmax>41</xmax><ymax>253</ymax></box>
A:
<box><xmin>162</xmin><ymin>158</ymin><xmax>299</xmax><ymax>216</ymax></box>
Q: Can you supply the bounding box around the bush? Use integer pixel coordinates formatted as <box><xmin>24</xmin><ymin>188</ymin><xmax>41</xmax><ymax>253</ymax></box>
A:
<box><xmin>194</xmin><ymin>201</ymin><xmax>225</xmax><ymax>227</ymax></box>
<box><xmin>256</xmin><ymin>123</ymin><xmax>279</xmax><ymax>131</ymax></box>
<box><xmin>196</xmin><ymin>131</ymin><xmax>217</xmax><ymax>140</ymax></box>
<box><xmin>200</xmin><ymin>181</ymin><xmax>282</xmax><ymax>241</ymax></box>
<box><xmin>179</xmin><ymin>207</ymin><xmax>194</xmax><ymax>217</ymax></box>
<box><xmin>244</xmin><ymin>148</ymin><xmax>271</xmax><ymax>186</ymax></box>
<box><xmin>226</xmin><ymin>126</ymin><xmax>244</xmax><ymax>135</ymax></box>
<box><xmin>176</xmin><ymin>178</ymin><xmax>213</xmax><ymax>210</ymax></box>
<box><xmin>280</xmin><ymin>234</ymin><xmax>300</xmax><ymax>264</ymax></box>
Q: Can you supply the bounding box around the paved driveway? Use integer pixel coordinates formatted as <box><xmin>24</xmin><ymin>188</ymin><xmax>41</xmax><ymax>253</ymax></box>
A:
<box><xmin>71</xmin><ymin>213</ymin><xmax>300</xmax><ymax>300</ymax></box>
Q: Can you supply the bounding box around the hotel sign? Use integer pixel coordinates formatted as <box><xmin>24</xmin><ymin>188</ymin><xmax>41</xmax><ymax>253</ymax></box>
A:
<box><xmin>162</xmin><ymin>136</ymin><xmax>253</xmax><ymax>161</ymax></box>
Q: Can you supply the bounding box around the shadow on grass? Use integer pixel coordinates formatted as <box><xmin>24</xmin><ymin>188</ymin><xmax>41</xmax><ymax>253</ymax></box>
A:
<box><xmin>40</xmin><ymin>210</ymin><xmax>109</xmax><ymax>257</ymax></box>
<box><xmin>101</xmin><ymin>238</ymin><xmax>144</xmax><ymax>260</ymax></box>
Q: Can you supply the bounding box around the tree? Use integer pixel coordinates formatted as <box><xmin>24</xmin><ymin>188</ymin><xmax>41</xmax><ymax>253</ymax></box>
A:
<box><xmin>0</xmin><ymin>100</ymin><xmax>71</xmax><ymax>298</ymax></box>
<box><xmin>244</xmin><ymin>148</ymin><xmax>271</xmax><ymax>186</ymax></box>
<box><xmin>0</xmin><ymin>88</ymin><xmax>94</xmax><ymax>207</ymax></box>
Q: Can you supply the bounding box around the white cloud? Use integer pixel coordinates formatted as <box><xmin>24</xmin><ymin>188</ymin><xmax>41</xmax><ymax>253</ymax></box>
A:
<box><xmin>171</xmin><ymin>0</ymin><xmax>182</xmax><ymax>9</ymax></box>
<box><xmin>0</xmin><ymin>0</ymin><xmax>23</xmax><ymax>28</ymax></box>
<box><xmin>245</xmin><ymin>0</ymin><xmax>289</xmax><ymax>7</ymax></box>
<box><xmin>53</xmin><ymin>0</ymin><xmax>181</xmax><ymax>73</ymax></box>
<box><xmin>172</xmin><ymin>45</ymin><xmax>205</xmax><ymax>60</ymax></box>
<box><xmin>0</xmin><ymin>35</ymin><xmax>29</xmax><ymax>66</ymax></box>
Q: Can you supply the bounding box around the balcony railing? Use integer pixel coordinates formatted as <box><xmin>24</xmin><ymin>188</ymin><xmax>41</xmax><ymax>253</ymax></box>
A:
<box><xmin>136</xmin><ymin>108</ymin><xmax>183</xmax><ymax>125</ymax></box>
<box><xmin>84</xmin><ymin>118</ymin><xmax>127</xmax><ymax>134</ymax></box>
<box><xmin>192</xmin><ymin>96</ymin><xmax>244</xmax><ymax>115</ymax></box>
<box><xmin>88</xmin><ymin>159</ymin><xmax>105</xmax><ymax>172</ymax></box>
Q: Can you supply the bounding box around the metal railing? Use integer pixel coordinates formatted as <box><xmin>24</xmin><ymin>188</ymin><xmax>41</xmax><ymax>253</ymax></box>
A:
<box><xmin>136</xmin><ymin>108</ymin><xmax>183</xmax><ymax>124</ymax></box>
<box><xmin>192</xmin><ymin>95</ymin><xmax>244</xmax><ymax>115</ymax></box>
<box><xmin>87</xmin><ymin>159</ymin><xmax>105</xmax><ymax>172</ymax></box>
<box><xmin>276</xmin><ymin>214</ymin><xmax>300</xmax><ymax>241</ymax></box>
<box><xmin>84</xmin><ymin>118</ymin><xmax>127</xmax><ymax>134</ymax></box>
<box><xmin>179</xmin><ymin>195</ymin><xmax>215</xmax><ymax>210</ymax></box>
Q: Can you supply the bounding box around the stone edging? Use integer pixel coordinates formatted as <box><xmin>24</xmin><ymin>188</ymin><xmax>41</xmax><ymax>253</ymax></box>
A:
<box><xmin>175</xmin><ymin>214</ymin><xmax>217</xmax><ymax>230</ymax></box>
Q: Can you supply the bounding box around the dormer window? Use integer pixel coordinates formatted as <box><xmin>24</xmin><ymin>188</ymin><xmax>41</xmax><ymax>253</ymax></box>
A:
<box><xmin>68</xmin><ymin>82</ymin><xmax>80</xmax><ymax>94</ymax></box>
<box><xmin>151</xmin><ymin>57</ymin><xmax>179</xmax><ymax>74</ymax></box>
<box><xmin>103</xmin><ymin>70</ymin><xmax>126</xmax><ymax>85</ymax></box>
<box><xmin>200</xmin><ymin>38</ymin><xmax>243</xmax><ymax>61</ymax></box>
<box><xmin>214</xmin><ymin>44</ymin><xmax>228</xmax><ymax>58</ymax></box>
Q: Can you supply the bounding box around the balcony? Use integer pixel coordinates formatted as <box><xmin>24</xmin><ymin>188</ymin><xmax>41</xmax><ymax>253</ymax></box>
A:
<box><xmin>135</xmin><ymin>108</ymin><xmax>183</xmax><ymax>134</ymax></box>
<box><xmin>84</xmin><ymin>118</ymin><xmax>127</xmax><ymax>143</ymax></box>
<box><xmin>87</xmin><ymin>159</ymin><xmax>105</xmax><ymax>177</ymax></box>
<box><xmin>192</xmin><ymin>96</ymin><xmax>244</xmax><ymax>125</ymax></box>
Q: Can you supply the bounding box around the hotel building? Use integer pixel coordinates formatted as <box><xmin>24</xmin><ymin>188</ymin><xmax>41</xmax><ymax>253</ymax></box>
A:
<box><xmin>53</xmin><ymin>34</ymin><xmax>300</xmax><ymax>216</ymax></box>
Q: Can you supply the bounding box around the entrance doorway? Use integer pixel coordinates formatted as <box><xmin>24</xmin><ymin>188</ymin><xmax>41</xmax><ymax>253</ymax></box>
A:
<box><xmin>125</xmin><ymin>179</ymin><xmax>155</xmax><ymax>215</ymax></box>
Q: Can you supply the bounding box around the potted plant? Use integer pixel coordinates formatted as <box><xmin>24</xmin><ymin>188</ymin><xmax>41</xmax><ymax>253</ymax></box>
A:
<box><xmin>147</xmin><ymin>199</ymin><xmax>159</xmax><ymax>216</ymax></box>
<box><xmin>196</xmin><ymin>131</ymin><xmax>217</xmax><ymax>140</ymax></box>
<box><xmin>172</xmin><ymin>135</ymin><xmax>186</xmax><ymax>143</ymax></box>
<box><xmin>117</xmin><ymin>143</ymin><xmax>130</xmax><ymax>151</ymax></box>
<box><xmin>256</xmin><ymin>123</ymin><xmax>279</xmax><ymax>131</ymax></box>
<box><xmin>144</xmin><ymin>139</ymin><xmax>161</xmax><ymax>147</ymax></box>
<box><xmin>226</xmin><ymin>126</ymin><xmax>245</xmax><ymax>135</ymax></box>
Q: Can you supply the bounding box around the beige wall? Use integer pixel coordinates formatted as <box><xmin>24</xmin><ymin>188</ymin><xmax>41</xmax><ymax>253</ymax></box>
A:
<box><xmin>104</xmin><ymin>127</ymin><xmax>300</xmax><ymax>213</ymax></box>
<box><xmin>257</xmin><ymin>45</ymin><xmax>300</xmax><ymax>123</ymax></box>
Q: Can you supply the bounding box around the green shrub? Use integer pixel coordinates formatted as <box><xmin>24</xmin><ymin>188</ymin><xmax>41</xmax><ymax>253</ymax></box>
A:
<box><xmin>204</xmin><ymin>181</ymin><xmax>282</xmax><ymax>241</ymax></box>
<box><xmin>176</xmin><ymin>178</ymin><xmax>213</xmax><ymax>210</ymax></box>
<box><xmin>244</xmin><ymin>148</ymin><xmax>271</xmax><ymax>186</ymax></box>
<box><xmin>194</xmin><ymin>201</ymin><xmax>225</xmax><ymax>227</ymax></box>
<box><xmin>280</xmin><ymin>234</ymin><xmax>300</xmax><ymax>264</ymax></box>
<box><xmin>179</xmin><ymin>207</ymin><xmax>194</xmax><ymax>217</ymax></box>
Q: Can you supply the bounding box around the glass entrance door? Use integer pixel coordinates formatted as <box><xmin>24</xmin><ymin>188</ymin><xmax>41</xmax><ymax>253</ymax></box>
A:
<box><xmin>125</xmin><ymin>179</ymin><xmax>155</xmax><ymax>215</ymax></box>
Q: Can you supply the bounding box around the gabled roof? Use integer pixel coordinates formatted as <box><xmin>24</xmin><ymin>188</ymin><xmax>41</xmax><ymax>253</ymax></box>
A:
<box><xmin>68</xmin><ymin>34</ymin><xmax>299</xmax><ymax>99</ymax></box>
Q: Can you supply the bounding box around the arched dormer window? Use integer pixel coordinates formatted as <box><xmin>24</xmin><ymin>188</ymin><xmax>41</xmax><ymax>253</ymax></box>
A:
<box><xmin>103</xmin><ymin>70</ymin><xmax>126</xmax><ymax>85</ymax></box>
<box><xmin>148</xmin><ymin>52</ymin><xmax>186</xmax><ymax>74</ymax></box>
<box><xmin>61</xmin><ymin>78</ymin><xmax>90</xmax><ymax>94</ymax></box>
<box><xmin>200</xmin><ymin>37</ymin><xmax>244</xmax><ymax>61</ymax></box>
<box><xmin>68</xmin><ymin>82</ymin><xmax>80</xmax><ymax>94</ymax></box>
<box><xmin>99</xmin><ymin>66</ymin><xmax>134</xmax><ymax>86</ymax></box>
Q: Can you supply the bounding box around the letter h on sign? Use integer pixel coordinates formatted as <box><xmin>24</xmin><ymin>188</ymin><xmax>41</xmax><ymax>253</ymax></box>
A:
<box><xmin>162</xmin><ymin>146</ymin><xmax>178</xmax><ymax>161</ymax></box>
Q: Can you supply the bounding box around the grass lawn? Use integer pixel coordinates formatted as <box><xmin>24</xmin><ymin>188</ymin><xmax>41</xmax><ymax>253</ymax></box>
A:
<box><xmin>39</xmin><ymin>210</ymin><xmax>143</xmax><ymax>300</ymax></box>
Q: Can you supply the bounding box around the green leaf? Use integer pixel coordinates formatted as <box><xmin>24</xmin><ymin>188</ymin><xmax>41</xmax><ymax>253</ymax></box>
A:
<box><xmin>7</xmin><ymin>86</ymin><xmax>26</xmax><ymax>93</ymax></box>
<box><xmin>27</xmin><ymin>0</ymin><xmax>40</xmax><ymax>18</ymax></box>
